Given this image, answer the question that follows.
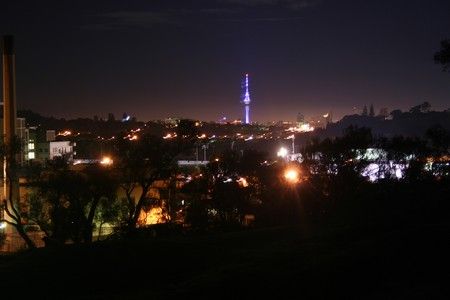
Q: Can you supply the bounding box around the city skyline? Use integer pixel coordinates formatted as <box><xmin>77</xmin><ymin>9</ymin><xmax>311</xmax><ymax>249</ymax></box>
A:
<box><xmin>1</xmin><ymin>0</ymin><xmax>450</xmax><ymax>122</ymax></box>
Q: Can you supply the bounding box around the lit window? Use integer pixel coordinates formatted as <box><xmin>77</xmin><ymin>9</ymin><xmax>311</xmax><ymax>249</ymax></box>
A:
<box><xmin>28</xmin><ymin>143</ymin><xmax>35</xmax><ymax>150</ymax></box>
<box><xmin>28</xmin><ymin>152</ymin><xmax>35</xmax><ymax>159</ymax></box>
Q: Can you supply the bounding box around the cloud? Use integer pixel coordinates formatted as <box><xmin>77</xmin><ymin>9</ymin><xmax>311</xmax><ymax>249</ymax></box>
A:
<box><xmin>287</xmin><ymin>0</ymin><xmax>321</xmax><ymax>10</ymax></box>
<box><xmin>226</xmin><ymin>16</ymin><xmax>304</xmax><ymax>22</ymax></box>
<box><xmin>85</xmin><ymin>11</ymin><xmax>175</xmax><ymax>30</ymax></box>
<box><xmin>221</xmin><ymin>0</ymin><xmax>321</xmax><ymax>10</ymax></box>
<box><xmin>82</xmin><ymin>1</ymin><xmax>320</xmax><ymax>30</ymax></box>
<box><xmin>83</xmin><ymin>8</ymin><xmax>238</xmax><ymax>30</ymax></box>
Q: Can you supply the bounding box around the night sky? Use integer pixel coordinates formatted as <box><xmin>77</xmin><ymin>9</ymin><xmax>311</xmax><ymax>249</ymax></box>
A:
<box><xmin>2</xmin><ymin>0</ymin><xmax>450</xmax><ymax>122</ymax></box>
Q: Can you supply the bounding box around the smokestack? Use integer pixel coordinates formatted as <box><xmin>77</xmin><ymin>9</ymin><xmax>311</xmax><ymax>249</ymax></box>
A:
<box><xmin>2</xmin><ymin>35</ymin><xmax>19</xmax><ymax>237</ymax></box>
<box><xmin>2</xmin><ymin>35</ymin><xmax>17</xmax><ymax>145</ymax></box>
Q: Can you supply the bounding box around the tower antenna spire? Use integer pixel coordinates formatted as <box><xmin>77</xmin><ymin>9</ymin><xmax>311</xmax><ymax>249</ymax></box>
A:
<box><xmin>242</xmin><ymin>73</ymin><xmax>251</xmax><ymax>124</ymax></box>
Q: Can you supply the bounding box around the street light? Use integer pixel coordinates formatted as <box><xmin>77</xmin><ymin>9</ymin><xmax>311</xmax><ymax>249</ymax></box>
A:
<box><xmin>284</xmin><ymin>168</ymin><xmax>300</xmax><ymax>184</ymax></box>
<box><xmin>277</xmin><ymin>147</ymin><xmax>288</xmax><ymax>159</ymax></box>
<box><xmin>100</xmin><ymin>156</ymin><xmax>113</xmax><ymax>166</ymax></box>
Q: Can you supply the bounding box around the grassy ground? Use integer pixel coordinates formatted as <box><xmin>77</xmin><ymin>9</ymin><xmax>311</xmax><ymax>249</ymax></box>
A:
<box><xmin>0</xmin><ymin>222</ymin><xmax>448</xmax><ymax>299</ymax></box>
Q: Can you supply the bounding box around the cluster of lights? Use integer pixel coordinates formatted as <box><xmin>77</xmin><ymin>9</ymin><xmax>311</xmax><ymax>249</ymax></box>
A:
<box><xmin>123</xmin><ymin>134</ymin><xmax>139</xmax><ymax>141</ymax></box>
<box><xmin>222</xmin><ymin>177</ymin><xmax>249</xmax><ymax>187</ymax></box>
<box><xmin>58</xmin><ymin>130</ymin><xmax>72</xmax><ymax>136</ymax></box>
<box><xmin>192</xmin><ymin>132</ymin><xmax>304</xmax><ymax>142</ymax></box>
<box><xmin>237</xmin><ymin>177</ymin><xmax>249</xmax><ymax>187</ymax></box>
<box><xmin>163</xmin><ymin>133</ymin><xmax>177</xmax><ymax>139</ymax></box>
<box><xmin>286</xmin><ymin>123</ymin><xmax>314</xmax><ymax>133</ymax></box>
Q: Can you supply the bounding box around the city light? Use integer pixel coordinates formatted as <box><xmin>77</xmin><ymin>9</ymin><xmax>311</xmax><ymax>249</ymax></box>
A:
<box><xmin>100</xmin><ymin>156</ymin><xmax>113</xmax><ymax>166</ymax></box>
<box><xmin>277</xmin><ymin>147</ymin><xmax>288</xmax><ymax>158</ymax></box>
<box><xmin>237</xmin><ymin>177</ymin><xmax>249</xmax><ymax>187</ymax></box>
<box><xmin>0</xmin><ymin>222</ymin><xmax>6</xmax><ymax>229</ymax></box>
<box><xmin>286</xmin><ymin>124</ymin><xmax>314</xmax><ymax>133</ymax></box>
<box><xmin>58</xmin><ymin>130</ymin><xmax>72</xmax><ymax>136</ymax></box>
<box><xmin>284</xmin><ymin>168</ymin><xmax>300</xmax><ymax>184</ymax></box>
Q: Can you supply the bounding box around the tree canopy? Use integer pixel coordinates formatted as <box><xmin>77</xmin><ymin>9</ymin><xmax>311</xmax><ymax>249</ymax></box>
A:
<box><xmin>434</xmin><ymin>39</ymin><xmax>450</xmax><ymax>72</ymax></box>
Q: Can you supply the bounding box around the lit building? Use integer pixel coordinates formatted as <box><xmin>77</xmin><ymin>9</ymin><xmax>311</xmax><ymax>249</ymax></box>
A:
<box><xmin>49</xmin><ymin>141</ymin><xmax>75</xmax><ymax>160</ymax></box>
<box><xmin>46</xmin><ymin>129</ymin><xmax>56</xmax><ymax>142</ymax></box>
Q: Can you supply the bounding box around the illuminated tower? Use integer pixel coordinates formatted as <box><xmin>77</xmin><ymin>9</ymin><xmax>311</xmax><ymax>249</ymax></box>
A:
<box><xmin>241</xmin><ymin>73</ymin><xmax>251</xmax><ymax>124</ymax></box>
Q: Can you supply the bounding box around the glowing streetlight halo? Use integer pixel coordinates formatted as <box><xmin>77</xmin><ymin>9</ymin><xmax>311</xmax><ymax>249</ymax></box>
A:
<box><xmin>277</xmin><ymin>147</ymin><xmax>288</xmax><ymax>158</ymax></box>
<box><xmin>100</xmin><ymin>156</ymin><xmax>113</xmax><ymax>166</ymax></box>
<box><xmin>284</xmin><ymin>168</ymin><xmax>300</xmax><ymax>184</ymax></box>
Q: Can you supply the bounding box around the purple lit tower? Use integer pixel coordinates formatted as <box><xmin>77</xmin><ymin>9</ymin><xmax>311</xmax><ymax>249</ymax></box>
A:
<box><xmin>241</xmin><ymin>73</ymin><xmax>251</xmax><ymax>124</ymax></box>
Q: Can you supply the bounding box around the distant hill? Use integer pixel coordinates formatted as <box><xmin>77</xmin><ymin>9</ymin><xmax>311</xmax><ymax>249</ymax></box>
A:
<box><xmin>16</xmin><ymin>108</ymin><xmax>450</xmax><ymax>143</ymax></box>
<box><xmin>17</xmin><ymin>109</ymin><xmax>146</xmax><ymax>137</ymax></box>
<box><xmin>311</xmin><ymin>110</ymin><xmax>450</xmax><ymax>140</ymax></box>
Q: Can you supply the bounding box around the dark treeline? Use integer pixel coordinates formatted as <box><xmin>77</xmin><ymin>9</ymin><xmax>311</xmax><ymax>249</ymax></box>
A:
<box><xmin>17</xmin><ymin>109</ymin><xmax>150</xmax><ymax>137</ymax></box>
<box><xmin>303</xmin><ymin>103</ymin><xmax>450</xmax><ymax>148</ymax></box>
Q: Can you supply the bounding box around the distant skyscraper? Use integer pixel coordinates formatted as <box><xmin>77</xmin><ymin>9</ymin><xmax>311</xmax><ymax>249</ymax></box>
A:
<box><xmin>241</xmin><ymin>73</ymin><xmax>251</xmax><ymax>124</ymax></box>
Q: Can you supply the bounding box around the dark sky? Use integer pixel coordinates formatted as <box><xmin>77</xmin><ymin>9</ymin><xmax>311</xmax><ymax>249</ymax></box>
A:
<box><xmin>1</xmin><ymin>0</ymin><xmax>450</xmax><ymax>122</ymax></box>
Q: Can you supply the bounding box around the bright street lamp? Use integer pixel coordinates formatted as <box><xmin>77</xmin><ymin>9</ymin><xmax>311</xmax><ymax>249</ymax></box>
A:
<box><xmin>284</xmin><ymin>168</ymin><xmax>300</xmax><ymax>184</ymax></box>
<box><xmin>100</xmin><ymin>156</ymin><xmax>113</xmax><ymax>166</ymax></box>
<box><xmin>277</xmin><ymin>147</ymin><xmax>288</xmax><ymax>158</ymax></box>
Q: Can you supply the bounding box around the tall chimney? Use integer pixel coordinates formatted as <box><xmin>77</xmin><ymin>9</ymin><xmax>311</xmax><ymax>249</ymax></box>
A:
<box><xmin>3</xmin><ymin>35</ymin><xmax>17</xmax><ymax>145</ymax></box>
<box><xmin>2</xmin><ymin>35</ymin><xmax>19</xmax><ymax>238</ymax></box>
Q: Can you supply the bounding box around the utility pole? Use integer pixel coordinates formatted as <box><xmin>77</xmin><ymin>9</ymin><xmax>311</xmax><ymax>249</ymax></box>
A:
<box><xmin>202</xmin><ymin>144</ymin><xmax>208</xmax><ymax>161</ymax></box>
<box><xmin>292</xmin><ymin>135</ymin><xmax>295</xmax><ymax>154</ymax></box>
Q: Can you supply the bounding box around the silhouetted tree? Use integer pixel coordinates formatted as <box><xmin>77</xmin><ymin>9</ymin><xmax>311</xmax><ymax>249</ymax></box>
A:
<box><xmin>410</xmin><ymin>102</ymin><xmax>431</xmax><ymax>114</ymax></box>
<box><xmin>94</xmin><ymin>197</ymin><xmax>128</xmax><ymax>241</ymax></box>
<box><xmin>390</xmin><ymin>109</ymin><xmax>403</xmax><ymax>120</ymax></box>
<box><xmin>378</xmin><ymin>107</ymin><xmax>388</xmax><ymax>118</ymax></box>
<box><xmin>369</xmin><ymin>104</ymin><xmax>375</xmax><ymax>117</ymax></box>
<box><xmin>434</xmin><ymin>39</ymin><xmax>450</xmax><ymax>72</ymax></box>
<box><xmin>362</xmin><ymin>105</ymin><xmax>368</xmax><ymax>116</ymax></box>
<box><xmin>426</xmin><ymin>124</ymin><xmax>450</xmax><ymax>156</ymax></box>
<box><xmin>0</xmin><ymin>136</ymin><xmax>37</xmax><ymax>249</ymax></box>
<box><xmin>182</xmin><ymin>175</ymin><xmax>210</xmax><ymax>229</ymax></box>
<box><xmin>107</xmin><ymin>113</ymin><xmax>115</xmax><ymax>122</ymax></box>
<box><xmin>81</xmin><ymin>165</ymin><xmax>119</xmax><ymax>242</ymax></box>
<box><xmin>115</xmin><ymin>134</ymin><xmax>177</xmax><ymax>232</ymax></box>
<box><xmin>27</xmin><ymin>159</ymin><xmax>119</xmax><ymax>245</ymax></box>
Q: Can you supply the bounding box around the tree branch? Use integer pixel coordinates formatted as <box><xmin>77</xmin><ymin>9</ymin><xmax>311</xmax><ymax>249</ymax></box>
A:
<box><xmin>2</xmin><ymin>200</ymin><xmax>20</xmax><ymax>223</ymax></box>
<box><xmin>0</xmin><ymin>218</ymin><xmax>18</xmax><ymax>227</ymax></box>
